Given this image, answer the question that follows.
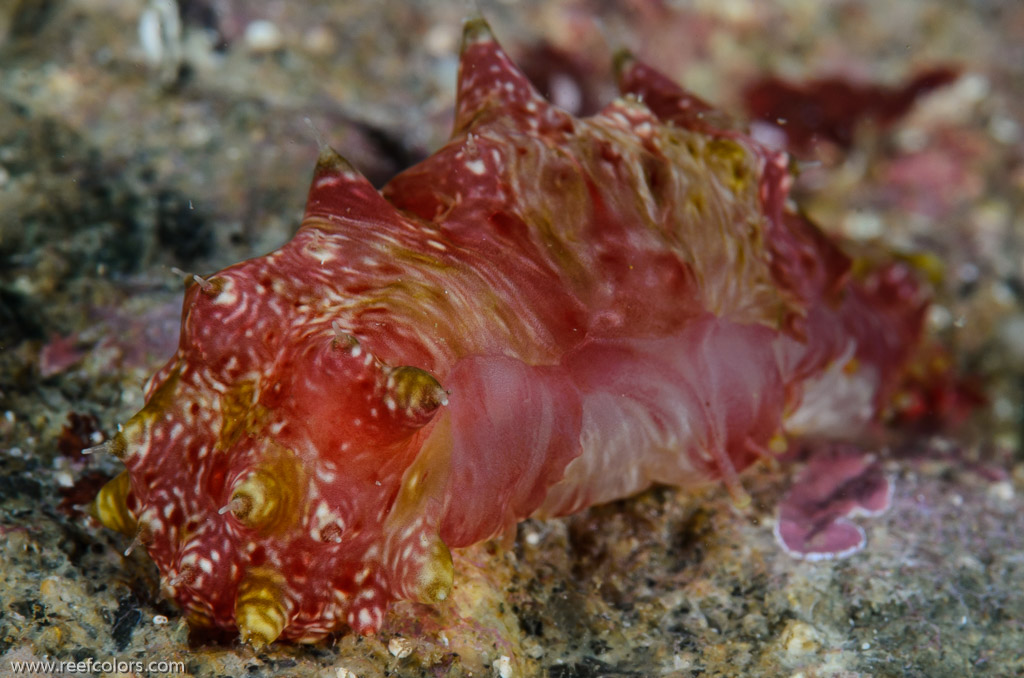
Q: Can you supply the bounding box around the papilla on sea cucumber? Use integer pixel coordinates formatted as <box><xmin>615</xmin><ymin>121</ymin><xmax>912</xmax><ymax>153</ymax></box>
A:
<box><xmin>89</xmin><ymin>17</ymin><xmax>928</xmax><ymax>646</ymax></box>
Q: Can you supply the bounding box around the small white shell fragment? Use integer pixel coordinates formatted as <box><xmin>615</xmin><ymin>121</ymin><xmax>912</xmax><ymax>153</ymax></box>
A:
<box><xmin>387</xmin><ymin>636</ymin><xmax>413</xmax><ymax>658</ymax></box>
<box><xmin>244</xmin><ymin>20</ymin><xmax>284</xmax><ymax>53</ymax></box>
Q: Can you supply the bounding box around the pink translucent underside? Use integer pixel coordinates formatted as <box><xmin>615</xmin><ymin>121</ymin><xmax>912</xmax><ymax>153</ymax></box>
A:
<box><xmin>435</xmin><ymin>314</ymin><xmax>787</xmax><ymax>540</ymax></box>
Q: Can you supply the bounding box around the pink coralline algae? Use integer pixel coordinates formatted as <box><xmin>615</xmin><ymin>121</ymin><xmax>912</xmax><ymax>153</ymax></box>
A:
<box><xmin>774</xmin><ymin>445</ymin><xmax>893</xmax><ymax>561</ymax></box>
<box><xmin>91</xmin><ymin>19</ymin><xmax>928</xmax><ymax>646</ymax></box>
<box><xmin>39</xmin><ymin>333</ymin><xmax>87</xmax><ymax>378</ymax></box>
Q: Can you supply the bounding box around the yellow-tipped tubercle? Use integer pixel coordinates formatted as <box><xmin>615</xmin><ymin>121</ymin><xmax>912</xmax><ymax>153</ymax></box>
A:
<box><xmin>461</xmin><ymin>16</ymin><xmax>495</xmax><ymax>51</ymax></box>
<box><xmin>414</xmin><ymin>535</ymin><xmax>454</xmax><ymax>605</ymax></box>
<box><xmin>235</xmin><ymin>568</ymin><xmax>289</xmax><ymax>649</ymax></box>
<box><xmin>385</xmin><ymin>365</ymin><xmax>448</xmax><ymax>416</ymax></box>
<box><xmin>223</xmin><ymin>451</ymin><xmax>304</xmax><ymax>534</ymax></box>
<box><xmin>226</xmin><ymin>471</ymin><xmax>282</xmax><ymax>532</ymax></box>
<box><xmin>90</xmin><ymin>470</ymin><xmax>136</xmax><ymax>536</ymax></box>
<box><xmin>314</xmin><ymin>144</ymin><xmax>358</xmax><ymax>177</ymax></box>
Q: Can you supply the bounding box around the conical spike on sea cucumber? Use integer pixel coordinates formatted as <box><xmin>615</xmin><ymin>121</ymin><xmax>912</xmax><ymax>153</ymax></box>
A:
<box><xmin>453</xmin><ymin>16</ymin><xmax>548</xmax><ymax>133</ymax></box>
<box><xmin>312</xmin><ymin>144</ymin><xmax>358</xmax><ymax>178</ymax></box>
<box><xmin>302</xmin><ymin>144</ymin><xmax>399</xmax><ymax>224</ymax></box>
<box><xmin>460</xmin><ymin>15</ymin><xmax>495</xmax><ymax>51</ymax></box>
<box><xmin>615</xmin><ymin>54</ymin><xmax>724</xmax><ymax>131</ymax></box>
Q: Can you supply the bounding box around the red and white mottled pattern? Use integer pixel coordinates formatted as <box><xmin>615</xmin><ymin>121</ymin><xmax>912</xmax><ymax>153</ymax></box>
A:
<box><xmin>101</xmin><ymin>19</ymin><xmax>927</xmax><ymax>643</ymax></box>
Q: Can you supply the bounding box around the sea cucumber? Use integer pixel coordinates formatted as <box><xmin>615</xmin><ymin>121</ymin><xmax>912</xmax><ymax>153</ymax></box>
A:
<box><xmin>91</xmin><ymin>18</ymin><xmax>927</xmax><ymax>646</ymax></box>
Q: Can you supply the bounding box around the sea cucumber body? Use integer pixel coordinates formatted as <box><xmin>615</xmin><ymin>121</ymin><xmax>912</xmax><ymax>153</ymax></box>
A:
<box><xmin>93</xmin><ymin>20</ymin><xmax>926</xmax><ymax>645</ymax></box>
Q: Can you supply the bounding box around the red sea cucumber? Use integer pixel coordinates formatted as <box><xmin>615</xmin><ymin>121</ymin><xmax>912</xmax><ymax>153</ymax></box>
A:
<box><xmin>91</xmin><ymin>19</ymin><xmax>927</xmax><ymax>646</ymax></box>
